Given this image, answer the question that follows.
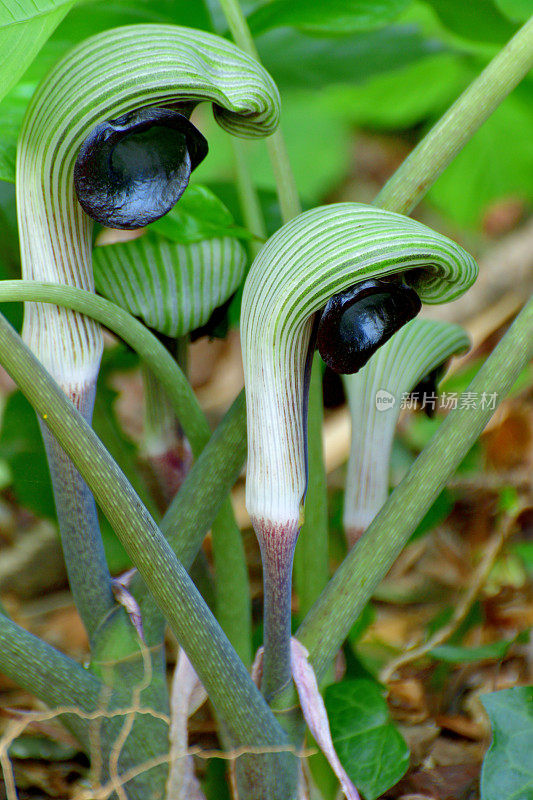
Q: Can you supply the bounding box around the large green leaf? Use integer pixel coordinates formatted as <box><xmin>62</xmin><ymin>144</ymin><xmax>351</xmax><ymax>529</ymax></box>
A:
<box><xmin>0</xmin><ymin>0</ymin><xmax>75</xmax><ymax>104</ymax></box>
<box><xmin>0</xmin><ymin>391</ymin><xmax>55</xmax><ymax>519</ymax></box>
<box><xmin>425</xmin><ymin>0</ymin><xmax>518</xmax><ymax>43</ymax></box>
<box><xmin>494</xmin><ymin>0</ymin><xmax>533</xmax><ymax>21</ymax></box>
<box><xmin>258</xmin><ymin>25</ymin><xmax>443</xmax><ymax>90</ymax></box>
<box><xmin>428</xmin><ymin>82</ymin><xmax>533</xmax><ymax>226</ymax></box>
<box><xmin>325</xmin><ymin>679</ymin><xmax>410</xmax><ymax>800</ymax></box>
<box><xmin>0</xmin><ymin>82</ymin><xmax>34</xmax><ymax>184</ymax></box>
<box><xmin>325</xmin><ymin>51</ymin><xmax>471</xmax><ymax>129</ymax></box>
<box><xmin>481</xmin><ymin>686</ymin><xmax>533</xmax><ymax>800</ymax></box>
<box><xmin>248</xmin><ymin>0</ymin><xmax>410</xmax><ymax>36</ymax></box>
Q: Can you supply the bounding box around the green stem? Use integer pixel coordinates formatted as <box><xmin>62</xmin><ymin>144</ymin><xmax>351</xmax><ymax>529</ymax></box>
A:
<box><xmin>231</xmin><ymin>137</ymin><xmax>268</xmax><ymax>246</ymax></box>
<box><xmin>297</xmin><ymin>297</ymin><xmax>533</xmax><ymax>682</ymax></box>
<box><xmin>211</xmin><ymin>502</ymin><xmax>252</xmax><ymax>667</ymax></box>
<box><xmin>158</xmin><ymin>391</ymin><xmax>247</xmax><ymax>568</ymax></box>
<box><xmin>93</xmin><ymin>391</ymin><xmax>160</xmax><ymax>522</ymax></box>
<box><xmin>0</xmin><ymin>312</ymin><xmax>289</xmax><ymax>762</ymax></box>
<box><xmin>218</xmin><ymin>0</ymin><xmax>302</xmax><ymax>223</ymax></box>
<box><xmin>0</xmin><ymin>610</ymin><xmax>102</xmax><ymax>747</ymax></box>
<box><xmin>41</xmin><ymin>412</ymin><xmax>115</xmax><ymax>641</ymax></box>
<box><xmin>294</xmin><ymin>355</ymin><xmax>329</xmax><ymax>619</ymax></box>
<box><xmin>375</xmin><ymin>17</ymin><xmax>533</xmax><ymax>215</ymax></box>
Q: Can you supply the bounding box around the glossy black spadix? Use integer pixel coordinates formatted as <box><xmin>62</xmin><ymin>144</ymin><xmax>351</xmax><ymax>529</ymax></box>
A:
<box><xmin>317</xmin><ymin>279</ymin><xmax>421</xmax><ymax>374</ymax></box>
<box><xmin>74</xmin><ymin>107</ymin><xmax>208</xmax><ymax>229</ymax></box>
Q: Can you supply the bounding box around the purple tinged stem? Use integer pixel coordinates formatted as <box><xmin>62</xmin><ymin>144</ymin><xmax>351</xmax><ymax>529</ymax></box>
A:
<box><xmin>256</xmin><ymin>520</ymin><xmax>300</xmax><ymax>702</ymax></box>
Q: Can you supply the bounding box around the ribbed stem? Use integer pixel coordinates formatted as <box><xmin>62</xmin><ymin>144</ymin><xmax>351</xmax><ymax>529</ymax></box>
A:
<box><xmin>257</xmin><ymin>522</ymin><xmax>299</xmax><ymax>702</ymax></box>
<box><xmin>0</xmin><ymin>611</ymin><xmax>169</xmax><ymax>799</ymax></box>
<box><xmin>42</xmin><ymin>379</ymin><xmax>114</xmax><ymax>641</ymax></box>
<box><xmin>211</xmin><ymin>502</ymin><xmax>253</xmax><ymax>667</ymax></box>
<box><xmin>294</xmin><ymin>356</ymin><xmax>329</xmax><ymax>617</ymax></box>
<box><xmin>375</xmin><ymin>17</ymin><xmax>533</xmax><ymax>215</ymax></box>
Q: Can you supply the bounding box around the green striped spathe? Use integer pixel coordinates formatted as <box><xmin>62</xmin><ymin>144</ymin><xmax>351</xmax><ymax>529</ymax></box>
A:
<box><xmin>93</xmin><ymin>234</ymin><xmax>247</xmax><ymax>337</ymax></box>
<box><xmin>241</xmin><ymin>203</ymin><xmax>478</xmax><ymax>532</ymax></box>
<box><xmin>17</xmin><ymin>24</ymin><xmax>280</xmax><ymax>390</ymax></box>
<box><xmin>343</xmin><ymin>318</ymin><xmax>469</xmax><ymax>544</ymax></box>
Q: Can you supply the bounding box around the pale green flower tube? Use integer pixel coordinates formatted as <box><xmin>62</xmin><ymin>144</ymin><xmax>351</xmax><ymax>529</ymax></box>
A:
<box><xmin>241</xmin><ymin>202</ymin><xmax>477</xmax><ymax>699</ymax></box>
<box><xmin>343</xmin><ymin>318</ymin><xmax>470</xmax><ymax>546</ymax></box>
<box><xmin>17</xmin><ymin>23</ymin><xmax>280</xmax><ymax>639</ymax></box>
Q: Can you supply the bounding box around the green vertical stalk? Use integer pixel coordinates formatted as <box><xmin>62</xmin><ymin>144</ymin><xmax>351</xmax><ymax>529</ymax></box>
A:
<box><xmin>294</xmin><ymin>355</ymin><xmax>329</xmax><ymax>618</ymax></box>
<box><xmin>211</xmin><ymin>501</ymin><xmax>252</xmax><ymax>666</ymax></box>
<box><xmin>41</xmin><ymin>386</ymin><xmax>115</xmax><ymax>641</ymax></box>
<box><xmin>375</xmin><ymin>17</ymin><xmax>533</xmax><ymax>215</ymax></box>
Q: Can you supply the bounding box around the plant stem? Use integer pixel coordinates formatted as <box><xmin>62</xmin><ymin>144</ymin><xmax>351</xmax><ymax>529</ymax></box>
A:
<box><xmin>294</xmin><ymin>356</ymin><xmax>329</xmax><ymax>618</ymax></box>
<box><xmin>231</xmin><ymin>137</ymin><xmax>268</xmax><ymax>245</ymax></box>
<box><xmin>0</xmin><ymin>313</ymin><xmax>292</xmax><ymax>770</ymax></box>
<box><xmin>159</xmin><ymin>391</ymin><xmax>247</xmax><ymax>569</ymax></box>
<box><xmin>297</xmin><ymin>297</ymin><xmax>533</xmax><ymax>682</ymax></box>
<box><xmin>0</xmin><ymin>281</ymin><xmax>211</xmax><ymax>451</ymax></box>
<box><xmin>375</xmin><ymin>17</ymin><xmax>533</xmax><ymax>215</ymax></box>
<box><xmin>211</xmin><ymin>500</ymin><xmax>253</xmax><ymax>667</ymax></box>
<box><xmin>41</xmin><ymin>403</ymin><xmax>115</xmax><ymax>641</ymax></box>
<box><xmin>0</xmin><ymin>610</ymin><xmax>102</xmax><ymax>747</ymax></box>
<box><xmin>258</xmin><ymin>524</ymin><xmax>299</xmax><ymax>702</ymax></box>
<box><xmin>217</xmin><ymin>0</ymin><xmax>302</xmax><ymax>223</ymax></box>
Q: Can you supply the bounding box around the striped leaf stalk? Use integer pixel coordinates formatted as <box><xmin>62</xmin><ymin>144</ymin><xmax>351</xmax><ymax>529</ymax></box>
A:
<box><xmin>16</xmin><ymin>23</ymin><xmax>280</xmax><ymax>640</ymax></box>
<box><xmin>241</xmin><ymin>203</ymin><xmax>477</xmax><ymax>701</ymax></box>
<box><xmin>343</xmin><ymin>319</ymin><xmax>470</xmax><ymax>547</ymax></box>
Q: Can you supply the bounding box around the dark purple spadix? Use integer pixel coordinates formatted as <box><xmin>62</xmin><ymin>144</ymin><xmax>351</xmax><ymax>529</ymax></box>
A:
<box><xmin>317</xmin><ymin>278</ymin><xmax>421</xmax><ymax>374</ymax></box>
<box><xmin>74</xmin><ymin>107</ymin><xmax>208</xmax><ymax>229</ymax></box>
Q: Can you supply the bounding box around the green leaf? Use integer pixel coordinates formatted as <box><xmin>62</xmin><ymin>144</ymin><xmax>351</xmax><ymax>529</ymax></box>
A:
<box><xmin>325</xmin><ymin>679</ymin><xmax>410</xmax><ymax>800</ymax></box>
<box><xmin>149</xmin><ymin>185</ymin><xmax>252</xmax><ymax>244</ymax></box>
<box><xmin>0</xmin><ymin>83</ymin><xmax>34</xmax><ymax>184</ymax></box>
<box><xmin>258</xmin><ymin>25</ymin><xmax>444</xmax><ymax>90</ymax></box>
<box><xmin>494</xmin><ymin>0</ymin><xmax>533</xmax><ymax>21</ymax></box>
<box><xmin>248</xmin><ymin>0</ymin><xmax>410</xmax><ymax>36</ymax></box>
<box><xmin>425</xmin><ymin>0</ymin><xmax>518</xmax><ymax>44</ymax></box>
<box><xmin>0</xmin><ymin>391</ymin><xmax>55</xmax><ymax>519</ymax></box>
<box><xmin>324</xmin><ymin>51</ymin><xmax>472</xmax><ymax>129</ymax></box>
<box><xmin>0</xmin><ymin>0</ymin><xmax>75</xmax><ymax>104</ymax></box>
<box><xmin>428</xmin><ymin>83</ymin><xmax>533</xmax><ymax>227</ymax></box>
<box><xmin>481</xmin><ymin>686</ymin><xmax>533</xmax><ymax>800</ymax></box>
<box><xmin>430</xmin><ymin>640</ymin><xmax>514</xmax><ymax>663</ymax></box>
